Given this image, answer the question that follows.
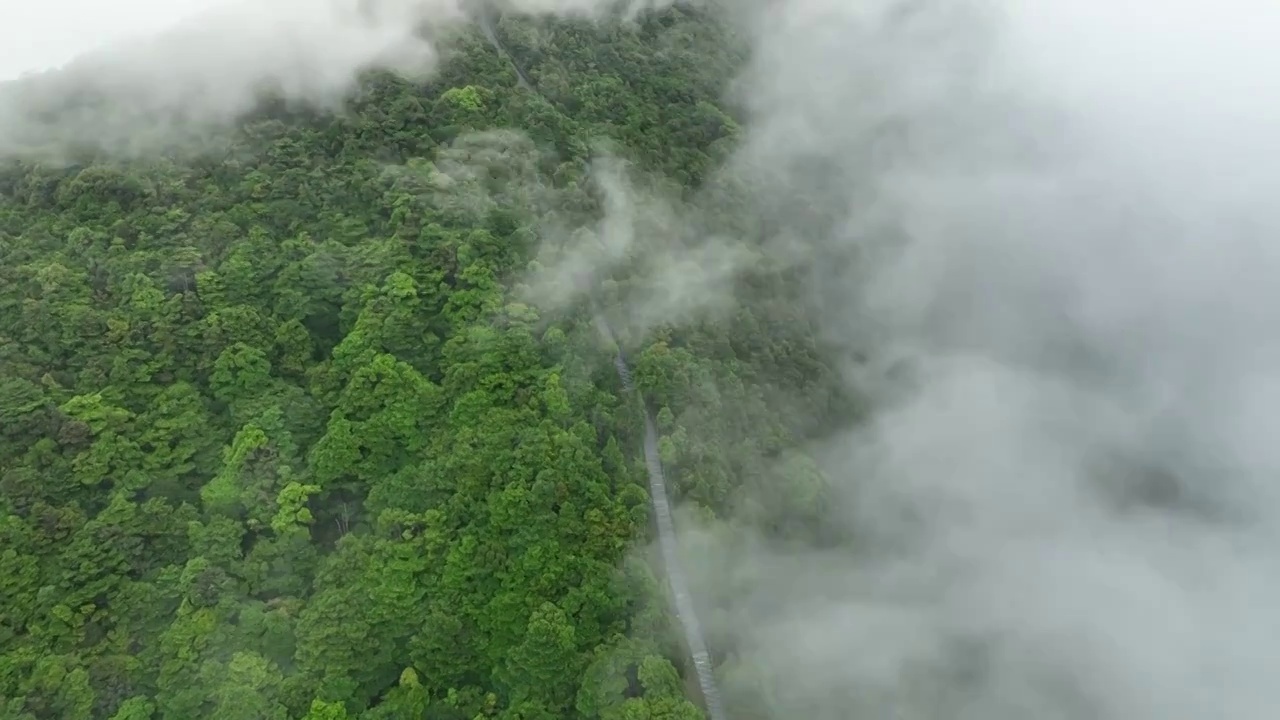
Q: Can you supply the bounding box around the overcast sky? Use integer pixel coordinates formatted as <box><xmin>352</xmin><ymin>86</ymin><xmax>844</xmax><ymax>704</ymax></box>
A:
<box><xmin>0</xmin><ymin>0</ymin><xmax>228</xmax><ymax>80</ymax></box>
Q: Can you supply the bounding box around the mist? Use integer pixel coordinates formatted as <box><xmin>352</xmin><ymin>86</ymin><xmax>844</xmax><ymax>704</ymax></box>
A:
<box><xmin>696</xmin><ymin>0</ymin><xmax>1280</xmax><ymax>718</ymax></box>
<box><xmin>0</xmin><ymin>0</ymin><xmax>672</xmax><ymax>160</ymax></box>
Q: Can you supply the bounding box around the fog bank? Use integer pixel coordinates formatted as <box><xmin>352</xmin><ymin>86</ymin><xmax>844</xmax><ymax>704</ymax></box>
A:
<box><xmin>701</xmin><ymin>1</ymin><xmax>1280</xmax><ymax>718</ymax></box>
<box><xmin>0</xmin><ymin>0</ymin><xmax>669</xmax><ymax>159</ymax></box>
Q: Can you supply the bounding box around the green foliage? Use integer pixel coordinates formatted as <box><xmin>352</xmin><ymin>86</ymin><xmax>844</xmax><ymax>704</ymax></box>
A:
<box><xmin>0</xmin><ymin>5</ymin><xmax>845</xmax><ymax>720</ymax></box>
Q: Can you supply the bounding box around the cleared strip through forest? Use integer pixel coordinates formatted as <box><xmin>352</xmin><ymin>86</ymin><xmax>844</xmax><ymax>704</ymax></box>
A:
<box><xmin>600</xmin><ymin>317</ymin><xmax>730</xmax><ymax>720</ymax></box>
<box><xmin>477</xmin><ymin>14</ymin><xmax>729</xmax><ymax>720</ymax></box>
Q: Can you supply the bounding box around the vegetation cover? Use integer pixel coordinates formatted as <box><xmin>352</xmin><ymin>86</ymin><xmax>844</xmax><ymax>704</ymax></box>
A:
<box><xmin>0</xmin><ymin>6</ymin><xmax>849</xmax><ymax>719</ymax></box>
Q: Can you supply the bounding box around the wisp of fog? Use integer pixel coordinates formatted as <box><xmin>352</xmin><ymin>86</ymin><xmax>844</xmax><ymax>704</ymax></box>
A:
<box><xmin>0</xmin><ymin>0</ymin><xmax>685</xmax><ymax>160</ymax></box>
<box><xmin>697</xmin><ymin>1</ymin><xmax>1280</xmax><ymax>718</ymax></box>
<box><xmin>0</xmin><ymin>0</ymin><xmax>476</xmax><ymax>158</ymax></box>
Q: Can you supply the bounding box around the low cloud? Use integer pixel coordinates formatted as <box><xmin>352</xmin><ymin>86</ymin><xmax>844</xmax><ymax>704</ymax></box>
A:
<box><xmin>520</xmin><ymin>154</ymin><xmax>751</xmax><ymax>341</ymax></box>
<box><xmin>0</xmin><ymin>0</ymin><xmax>665</xmax><ymax>160</ymax></box>
<box><xmin>687</xmin><ymin>1</ymin><xmax>1280</xmax><ymax>718</ymax></box>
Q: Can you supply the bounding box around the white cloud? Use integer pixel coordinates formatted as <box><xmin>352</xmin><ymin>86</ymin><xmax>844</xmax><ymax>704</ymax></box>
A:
<box><xmin>0</xmin><ymin>0</ymin><xmax>228</xmax><ymax>80</ymax></box>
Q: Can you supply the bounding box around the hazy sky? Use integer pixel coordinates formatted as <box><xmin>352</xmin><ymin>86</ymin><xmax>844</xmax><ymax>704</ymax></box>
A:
<box><xmin>0</xmin><ymin>0</ymin><xmax>227</xmax><ymax>79</ymax></box>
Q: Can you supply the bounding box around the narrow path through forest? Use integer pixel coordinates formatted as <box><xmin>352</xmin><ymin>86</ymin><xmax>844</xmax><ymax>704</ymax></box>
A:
<box><xmin>477</xmin><ymin>13</ymin><xmax>729</xmax><ymax>720</ymax></box>
<box><xmin>479</xmin><ymin>12</ymin><xmax>533</xmax><ymax>89</ymax></box>
<box><xmin>597</xmin><ymin>314</ymin><xmax>730</xmax><ymax>720</ymax></box>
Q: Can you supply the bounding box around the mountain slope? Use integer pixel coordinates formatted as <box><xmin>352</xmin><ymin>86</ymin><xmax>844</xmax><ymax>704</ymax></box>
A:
<box><xmin>0</xmin><ymin>6</ymin><xmax>845</xmax><ymax>720</ymax></box>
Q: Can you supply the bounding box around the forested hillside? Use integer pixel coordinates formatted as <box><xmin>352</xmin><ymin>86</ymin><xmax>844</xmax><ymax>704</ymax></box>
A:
<box><xmin>0</xmin><ymin>5</ymin><xmax>850</xmax><ymax>719</ymax></box>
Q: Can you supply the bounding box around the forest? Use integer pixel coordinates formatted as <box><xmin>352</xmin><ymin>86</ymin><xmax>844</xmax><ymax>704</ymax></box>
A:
<box><xmin>0</xmin><ymin>4</ymin><xmax>854</xmax><ymax>719</ymax></box>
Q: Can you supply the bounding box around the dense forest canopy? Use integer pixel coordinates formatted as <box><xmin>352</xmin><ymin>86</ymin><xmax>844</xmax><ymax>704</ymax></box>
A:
<box><xmin>0</xmin><ymin>4</ymin><xmax>852</xmax><ymax>719</ymax></box>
